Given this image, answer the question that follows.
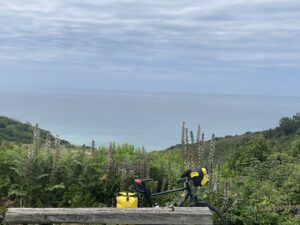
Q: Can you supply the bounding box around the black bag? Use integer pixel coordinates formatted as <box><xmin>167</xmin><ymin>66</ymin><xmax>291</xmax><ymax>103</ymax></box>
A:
<box><xmin>190</xmin><ymin>168</ymin><xmax>209</xmax><ymax>186</ymax></box>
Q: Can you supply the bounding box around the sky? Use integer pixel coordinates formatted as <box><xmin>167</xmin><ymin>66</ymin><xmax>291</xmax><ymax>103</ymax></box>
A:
<box><xmin>1</xmin><ymin>0</ymin><xmax>300</xmax><ymax>96</ymax></box>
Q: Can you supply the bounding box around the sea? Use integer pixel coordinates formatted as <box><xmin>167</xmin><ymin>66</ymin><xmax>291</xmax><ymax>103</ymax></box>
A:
<box><xmin>1</xmin><ymin>88</ymin><xmax>300</xmax><ymax>150</ymax></box>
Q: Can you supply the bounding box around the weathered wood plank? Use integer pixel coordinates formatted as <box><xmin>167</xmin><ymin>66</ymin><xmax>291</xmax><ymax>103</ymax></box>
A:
<box><xmin>5</xmin><ymin>207</ymin><xmax>213</xmax><ymax>225</ymax></box>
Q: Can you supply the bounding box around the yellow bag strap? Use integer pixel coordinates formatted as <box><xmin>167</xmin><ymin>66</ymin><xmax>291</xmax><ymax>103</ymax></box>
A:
<box><xmin>190</xmin><ymin>171</ymin><xmax>200</xmax><ymax>178</ymax></box>
<box><xmin>201</xmin><ymin>168</ymin><xmax>207</xmax><ymax>174</ymax></box>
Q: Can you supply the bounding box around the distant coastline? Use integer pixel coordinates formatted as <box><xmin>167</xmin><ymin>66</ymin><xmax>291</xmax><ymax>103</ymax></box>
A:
<box><xmin>1</xmin><ymin>89</ymin><xmax>300</xmax><ymax>150</ymax></box>
<box><xmin>1</xmin><ymin>87</ymin><xmax>300</xmax><ymax>99</ymax></box>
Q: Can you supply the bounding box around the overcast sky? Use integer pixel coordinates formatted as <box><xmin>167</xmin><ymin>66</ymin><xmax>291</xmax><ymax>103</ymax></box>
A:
<box><xmin>1</xmin><ymin>0</ymin><xmax>300</xmax><ymax>96</ymax></box>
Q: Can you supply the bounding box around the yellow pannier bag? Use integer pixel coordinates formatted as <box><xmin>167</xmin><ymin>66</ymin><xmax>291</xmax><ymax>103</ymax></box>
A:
<box><xmin>116</xmin><ymin>192</ymin><xmax>138</xmax><ymax>208</ymax></box>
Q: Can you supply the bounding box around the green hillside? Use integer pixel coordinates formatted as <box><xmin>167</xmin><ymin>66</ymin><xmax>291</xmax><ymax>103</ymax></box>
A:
<box><xmin>0</xmin><ymin>116</ymin><xmax>70</xmax><ymax>145</ymax></box>
<box><xmin>167</xmin><ymin>113</ymin><xmax>300</xmax><ymax>162</ymax></box>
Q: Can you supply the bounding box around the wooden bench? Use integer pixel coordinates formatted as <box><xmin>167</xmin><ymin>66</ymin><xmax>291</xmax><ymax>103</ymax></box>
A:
<box><xmin>4</xmin><ymin>207</ymin><xmax>213</xmax><ymax>225</ymax></box>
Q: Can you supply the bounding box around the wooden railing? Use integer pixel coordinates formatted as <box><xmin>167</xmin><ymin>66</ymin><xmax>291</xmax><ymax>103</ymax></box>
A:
<box><xmin>4</xmin><ymin>207</ymin><xmax>213</xmax><ymax>225</ymax></box>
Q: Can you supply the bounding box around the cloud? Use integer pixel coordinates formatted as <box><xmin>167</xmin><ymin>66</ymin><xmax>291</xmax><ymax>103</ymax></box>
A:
<box><xmin>0</xmin><ymin>0</ymin><xmax>300</xmax><ymax>93</ymax></box>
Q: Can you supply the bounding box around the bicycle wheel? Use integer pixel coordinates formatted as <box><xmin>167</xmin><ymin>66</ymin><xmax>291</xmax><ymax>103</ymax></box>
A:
<box><xmin>191</xmin><ymin>201</ymin><xmax>228</xmax><ymax>225</ymax></box>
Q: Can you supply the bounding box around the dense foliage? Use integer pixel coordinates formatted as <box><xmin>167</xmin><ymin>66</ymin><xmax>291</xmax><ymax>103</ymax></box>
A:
<box><xmin>0</xmin><ymin>141</ymin><xmax>147</xmax><ymax>208</ymax></box>
<box><xmin>0</xmin><ymin>114</ymin><xmax>300</xmax><ymax>224</ymax></box>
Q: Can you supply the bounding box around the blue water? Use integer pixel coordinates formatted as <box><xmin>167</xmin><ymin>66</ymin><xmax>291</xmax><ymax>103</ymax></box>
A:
<box><xmin>1</xmin><ymin>89</ymin><xmax>300</xmax><ymax>150</ymax></box>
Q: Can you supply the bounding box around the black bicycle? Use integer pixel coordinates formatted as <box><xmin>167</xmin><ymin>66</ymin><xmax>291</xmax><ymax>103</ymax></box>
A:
<box><xmin>133</xmin><ymin>170</ymin><xmax>228</xmax><ymax>225</ymax></box>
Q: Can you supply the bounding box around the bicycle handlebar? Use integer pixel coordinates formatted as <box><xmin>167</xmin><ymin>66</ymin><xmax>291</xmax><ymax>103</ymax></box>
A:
<box><xmin>181</xmin><ymin>169</ymin><xmax>192</xmax><ymax>178</ymax></box>
<box><xmin>176</xmin><ymin>178</ymin><xmax>185</xmax><ymax>183</ymax></box>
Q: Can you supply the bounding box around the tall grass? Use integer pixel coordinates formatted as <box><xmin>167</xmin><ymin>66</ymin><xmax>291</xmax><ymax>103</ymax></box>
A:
<box><xmin>209</xmin><ymin>134</ymin><xmax>215</xmax><ymax>192</ymax></box>
<box><xmin>91</xmin><ymin>140</ymin><xmax>96</xmax><ymax>156</ymax></box>
<box><xmin>51</xmin><ymin>135</ymin><xmax>60</xmax><ymax>183</ymax></box>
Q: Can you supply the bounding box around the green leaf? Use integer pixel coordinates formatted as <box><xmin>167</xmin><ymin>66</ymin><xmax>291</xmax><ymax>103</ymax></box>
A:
<box><xmin>46</xmin><ymin>183</ymin><xmax>65</xmax><ymax>191</ymax></box>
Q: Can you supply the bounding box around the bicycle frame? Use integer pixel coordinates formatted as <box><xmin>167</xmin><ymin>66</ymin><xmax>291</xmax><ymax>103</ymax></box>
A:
<box><xmin>151</xmin><ymin>187</ymin><xmax>186</xmax><ymax>197</ymax></box>
<box><xmin>134</xmin><ymin>178</ymin><xmax>228</xmax><ymax>225</ymax></box>
<box><xmin>136</xmin><ymin>178</ymin><xmax>198</xmax><ymax>207</ymax></box>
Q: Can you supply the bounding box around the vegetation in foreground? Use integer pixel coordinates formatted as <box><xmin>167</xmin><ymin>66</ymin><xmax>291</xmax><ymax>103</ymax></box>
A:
<box><xmin>0</xmin><ymin>114</ymin><xmax>300</xmax><ymax>224</ymax></box>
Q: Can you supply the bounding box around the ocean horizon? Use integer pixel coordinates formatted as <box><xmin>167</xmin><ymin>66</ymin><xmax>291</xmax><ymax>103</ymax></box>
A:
<box><xmin>1</xmin><ymin>88</ymin><xmax>300</xmax><ymax>150</ymax></box>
